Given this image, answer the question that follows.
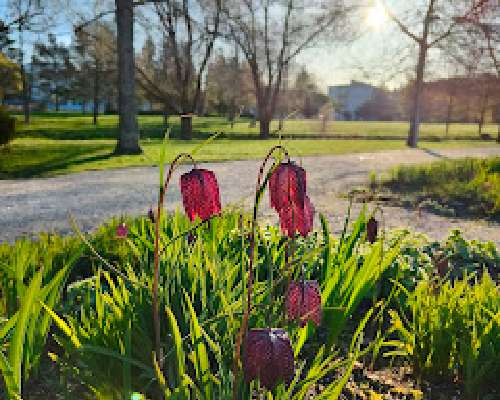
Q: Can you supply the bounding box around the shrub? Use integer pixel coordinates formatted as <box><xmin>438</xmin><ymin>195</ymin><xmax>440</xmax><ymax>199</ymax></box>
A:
<box><xmin>0</xmin><ymin>106</ymin><xmax>15</xmax><ymax>147</ymax></box>
<box><xmin>385</xmin><ymin>273</ymin><xmax>500</xmax><ymax>399</ymax></box>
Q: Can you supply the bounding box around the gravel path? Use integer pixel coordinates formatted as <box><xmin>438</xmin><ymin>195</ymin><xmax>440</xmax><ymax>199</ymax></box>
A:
<box><xmin>1</xmin><ymin>147</ymin><xmax>500</xmax><ymax>245</ymax></box>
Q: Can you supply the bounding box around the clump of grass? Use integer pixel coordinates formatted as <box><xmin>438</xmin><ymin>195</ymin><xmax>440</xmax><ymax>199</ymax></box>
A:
<box><xmin>385</xmin><ymin>273</ymin><xmax>500</xmax><ymax>399</ymax></box>
<box><xmin>383</xmin><ymin>157</ymin><xmax>500</xmax><ymax>219</ymax></box>
<box><xmin>368</xmin><ymin>170</ymin><xmax>378</xmax><ymax>192</ymax></box>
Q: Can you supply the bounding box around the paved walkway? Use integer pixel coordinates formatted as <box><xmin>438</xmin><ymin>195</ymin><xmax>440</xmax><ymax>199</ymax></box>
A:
<box><xmin>1</xmin><ymin>147</ymin><xmax>500</xmax><ymax>245</ymax></box>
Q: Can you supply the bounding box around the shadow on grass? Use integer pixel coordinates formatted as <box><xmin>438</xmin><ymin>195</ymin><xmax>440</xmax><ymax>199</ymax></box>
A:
<box><xmin>0</xmin><ymin>143</ymin><xmax>117</xmax><ymax>179</ymax></box>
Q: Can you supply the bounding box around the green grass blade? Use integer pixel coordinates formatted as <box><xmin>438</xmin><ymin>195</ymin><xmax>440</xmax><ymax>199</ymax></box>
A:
<box><xmin>8</xmin><ymin>267</ymin><xmax>43</xmax><ymax>395</ymax></box>
<box><xmin>40</xmin><ymin>302</ymin><xmax>81</xmax><ymax>348</ymax></box>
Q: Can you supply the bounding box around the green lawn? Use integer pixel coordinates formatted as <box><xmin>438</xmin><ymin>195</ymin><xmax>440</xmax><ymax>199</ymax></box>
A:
<box><xmin>14</xmin><ymin>113</ymin><xmax>499</xmax><ymax>139</ymax></box>
<box><xmin>2</xmin><ymin>137</ymin><xmax>497</xmax><ymax>179</ymax></box>
<box><xmin>1</xmin><ymin>113</ymin><xmax>498</xmax><ymax>178</ymax></box>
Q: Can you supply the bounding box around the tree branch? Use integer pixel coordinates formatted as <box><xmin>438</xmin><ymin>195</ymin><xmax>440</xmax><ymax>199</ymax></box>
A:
<box><xmin>381</xmin><ymin>0</ymin><xmax>422</xmax><ymax>43</ymax></box>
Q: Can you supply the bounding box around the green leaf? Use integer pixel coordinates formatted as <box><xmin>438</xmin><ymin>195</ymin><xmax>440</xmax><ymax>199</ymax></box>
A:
<box><xmin>8</xmin><ymin>267</ymin><xmax>43</xmax><ymax>394</ymax></box>
<box><xmin>183</xmin><ymin>291</ymin><xmax>211</xmax><ymax>400</ymax></box>
<box><xmin>0</xmin><ymin>351</ymin><xmax>18</xmax><ymax>398</ymax></box>
<box><xmin>40</xmin><ymin>302</ymin><xmax>81</xmax><ymax>349</ymax></box>
<box><xmin>166</xmin><ymin>306</ymin><xmax>186</xmax><ymax>389</ymax></box>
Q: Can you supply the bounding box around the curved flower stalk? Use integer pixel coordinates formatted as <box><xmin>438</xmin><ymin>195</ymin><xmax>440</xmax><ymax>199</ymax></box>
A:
<box><xmin>232</xmin><ymin>145</ymin><xmax>290</xmax><ymax>394</ymax></box>
<box><xmin>152</xmin><ymin>154</ymin><xmax>222</xmax><ymax>369</ymax></box>
<box><xmin>233</xmin><ymin>146</ymin><xmax>325</xmax><ymax>394</ymax></box>
<box><xmin>269</xmin><ymin>159</ymin><xmax>320</xmax><ymax>326</ymax></box>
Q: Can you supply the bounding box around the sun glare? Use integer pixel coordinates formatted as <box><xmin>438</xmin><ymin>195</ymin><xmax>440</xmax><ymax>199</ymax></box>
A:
<box><xmin>366</xmin><ymin>4</ymin><xmax>388</xmax><ymax>30</ymax></box>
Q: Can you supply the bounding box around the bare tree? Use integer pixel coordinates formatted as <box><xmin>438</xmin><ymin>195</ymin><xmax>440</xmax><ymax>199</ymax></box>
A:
<box><xmin>136</xmin><ymin>0</ymin><xmax>221</xmax><ymax>139</ymax></box>
<box><xmin>224</xmin><ymin>0</ymin><xmax>351</xmax><ymax>138</ymax></box>
<box><xmin>454</xmin><ymin>0</ymin><xmax>499</xmax><ymax>75</ymax></box>
<box><xmin>382</xmin><ymin>0</ymin><xmax>480</xmax><ymax>147</ymax></box>
<box><xmin>204</xmin><ymin>50</ymin><xmax>254</xmax><ymax>118</ymax></box>
<box><xmin>7</xmin><ymin>0</ymin><xmax>48</xmax><ymax>123</ymax></box>
<box><xmin>75</xmin><ymin>21</ymin><xmax>117</xmax><ymax>124</ymax></box>
<box><xmin>448</xmin><ymin>0</ymin><xmax>500</xmax><ymax>139</ymax></box>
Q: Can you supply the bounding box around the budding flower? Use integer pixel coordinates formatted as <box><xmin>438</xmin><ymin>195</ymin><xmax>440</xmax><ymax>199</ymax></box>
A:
<box><xmin>278</xmin><ymin>195</ymin><xmax>315</xmax><ymax>238</ymax></box>
<box><xmin>243</xmin><ymin>328</ymin><xmax>294</xmax><ymax>390</ymax></box>
<box><xmin>180</xmin><ymin>168</ymin><xmax>221</xmax><ymax>222</ymax></box>
<box><xmin>434</xmin><ymin>253</ymin><xmax>449</xmax><ymax>278</ymax></box>
<box><xmin>148</xmin><ymin>207</ymin><xmax>155</xmax><ymax>223</ymax></box>
<box><xmin>269</xmin><ymin>162</ymin><xmax>306</xmax><ymax>213</ymax></box>
<box><xmin>366</xmin><ymin>216</ymin><xmax>378</xmax><ymax>244</ymax></box>
<box><xmin>286</xmin><ymin>280</ymin><xmax>322</xmax><ymax>327</ymax></box>
<box><xmin>187</xmin><ymin>232</ymin><xmax>196</xmax><ymax>245</ymax></box>
<box><xmin>116</xmin><ymin>223</ymin><xmax>128</xmax><ymax>238</ymax></box>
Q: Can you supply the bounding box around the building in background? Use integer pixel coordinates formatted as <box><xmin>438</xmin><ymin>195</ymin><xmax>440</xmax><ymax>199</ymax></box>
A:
<box><xmin>328</xmin><ymin>81</ymin><xmax>378</xmax><ymax>120</ymax></box>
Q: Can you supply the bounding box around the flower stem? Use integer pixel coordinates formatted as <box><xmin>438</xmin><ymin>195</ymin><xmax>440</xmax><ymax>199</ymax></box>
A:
<box><xmin>153</xmin><ymin>153</ymin><xmax>195</xmax><ymax>370</ymax></box>
<box><xmin>232</xmin><ymin>145</ymin><xmax>289</xmax><ymax>398</ymax></box>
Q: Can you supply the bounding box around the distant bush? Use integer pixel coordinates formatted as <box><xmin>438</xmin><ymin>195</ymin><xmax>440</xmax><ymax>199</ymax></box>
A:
<box><xmin>0</xmin><ymin>106</ymin><xmax>15</xmax><ymax>147</ymax></box>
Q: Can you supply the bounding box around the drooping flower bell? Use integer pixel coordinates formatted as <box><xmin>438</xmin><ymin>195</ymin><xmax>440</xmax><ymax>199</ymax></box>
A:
<box><xmin>269</xmin><ymin>162</ymin><xmax>306</xmax><ymax>213</ymax></box>
<box><xmin>285</xmin><ymin>280</ymin><xmax>322</xmax><ymax>327</ymax></box>
<box><xmin>180</xmin><ymin>168</ymin><xmax>221</xmax><ymax>222</ymax></box>
<box><xmin>116</xmin><ymin>223</ymin><xmax>128</xmax><ymax>238</ymax></box>
<box><xmin>366</xmin><ymin>216</ymin><xmax>378</xmax><ymax>244</ymax></box>
<box><xmin>278</xmin><ymin>195</ymin><xmax>315</xmax><ymax>238</ymax></box>
<box><xmin>243</xmin><ymin>328</ymin><xmax>294</xmax><ymax>390</ymax></box>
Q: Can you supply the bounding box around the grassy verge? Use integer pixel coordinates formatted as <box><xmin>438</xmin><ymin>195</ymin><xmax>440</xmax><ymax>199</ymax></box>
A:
<box><xmin>1</xmin><ymin>138</ymin><xmax>496</xmax><ymax>178</ymax></box>
<box><xmin>380</xmin><ymin>157</ymin><xmax>500</xmax><ymax>220</ymax></box>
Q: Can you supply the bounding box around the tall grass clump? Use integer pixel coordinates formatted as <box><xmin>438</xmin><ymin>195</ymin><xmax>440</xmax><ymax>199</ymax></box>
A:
<box><xmin>385</xmin><ymin>273</ymin><xmax>500</xmax><ymax>399</ymax></box>
<box><xmin>0</xmin><ymin>235</ymin><xmax>83</xmax><ymax>397</ymax></box>
<box><xmin>384</xmin><ymin>157</ymin><xmax>500</xmax><ymax>219</ymax></box>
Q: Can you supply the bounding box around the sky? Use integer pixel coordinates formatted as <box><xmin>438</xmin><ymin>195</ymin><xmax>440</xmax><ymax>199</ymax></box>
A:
<box><xmin>1</xmin><ymin>0</ymin><xmax>485</xmax><ymax>93</ymax></box>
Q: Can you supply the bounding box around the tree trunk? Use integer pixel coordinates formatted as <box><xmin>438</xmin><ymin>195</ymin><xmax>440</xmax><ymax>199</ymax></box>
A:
<box><xmin>180</xmin><ymin>115</ymin><xmax>192</xmax><ymax>140</ymax></box>
<box><xmin>478</xmin><ymin>90</ymin><xmax>488</xmax><ymax>137</ymax></box>
<box><xmin>114</xmin><ymin>0</ymin><xmax>141</xmax><ymax>154</ymax></box>
<box><xmin>163</xmin><ymin>104</ymin><xmax>169</xmax><ymax>129</ymax></box>
<box><xmin>93</xmin><ymin>63</ymin><xmax>99</xmax><ymax>126</ymax></box>
<box><xmin>445</xmin><ymin>92</ymin><xmax>453</xmax><ymax>137</ymax></box>
<box><xmin>55</xmin><ymin>92</ymin><xmax>59</xmax><ymax>112</ymax></box>
<box><xmin>408</xmin><ymin>43</ymin><xmax>427</xmax><ymax>148</ymax></box>
<box><xmin>259</xmin><ymin>117</ymin><xmax>270</xmax><ymax>139</ymax></box>
<box><xmin>21</xmin><ymin>64</ymin><xmax>30</xmax><ymax>124</ymax></box>
<box><xmin>495</xmin><ymin>104</ymin><xmax>500</xmax><ymax>143</ymax></box>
